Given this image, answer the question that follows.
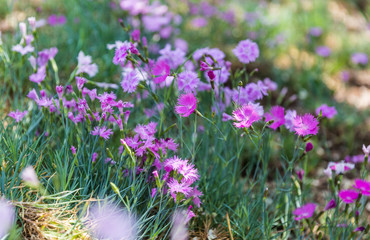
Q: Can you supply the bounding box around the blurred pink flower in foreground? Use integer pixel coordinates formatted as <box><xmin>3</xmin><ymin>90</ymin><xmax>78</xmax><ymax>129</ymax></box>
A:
<box><xmin>87</xmin><ymin>202</ymin><xmax>137</xmax><ymax>240</ymax></box>
<box><xmin>8</xmin><ymin>110</ymin><xmax>28</xmax><ymax>122</ymax></box>
<box><xmin>293</xmin><ymin>203</ymin><xmax>316</xmax><ymax>221</ymax></box>
<box><xmin>0</xmin><ymin>200</ymin><xmax>15</xmax><ymax>238</ymax></box>
<box><xmin>20</xmin><ymin>166</ymin><xmax>40</xmax><ymax>187</ymax></box>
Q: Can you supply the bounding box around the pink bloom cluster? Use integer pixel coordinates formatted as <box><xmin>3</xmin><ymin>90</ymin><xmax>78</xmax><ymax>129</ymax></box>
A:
<box><xmin>293</xmin><ymin>203</ymin><xmax>316</xmax><ymax>221</ymax></box>
<box><xmin>8</xmin><ymin>109</ymin><xmax>28</xmax><ymax>122</ymax></box>
<box><xmin>316</xmin><ymin>104</ymin><xmax>337</xmax><ymax>119</ymax></box>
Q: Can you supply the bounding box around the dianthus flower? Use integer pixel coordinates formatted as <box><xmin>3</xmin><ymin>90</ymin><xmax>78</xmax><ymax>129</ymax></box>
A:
<box><xmin>351</xmin><ymin>52</ymin><xmax>368</xmax><ymax>65</ymax></box>
<box><xmin>91</xmin><ymin>126</ymin><xmax>113</xmax><ymax>140</ymax></box>
<box><xmin>284</xmin><ymin>110</ymin><xmax>297</xmax><ymax>132</ymax></box>
<box><xmin>29</xmin><ymin>66</ymin><xmax>46</xmax><ymax>84</ymax></box>
<box><xmin>175</xmin><ymin>93</ymin><xmax>197</xmax><ymax>117</ymax></box>
<box><xmin>76</xmin><ymin>51</ymin><xmax>98</xmax><ymax>77</ymax></box>
<box><xmin>152</xmin><ymin>60</ymin><xmax>170</xmax><ymax>84</ymax></box>
<box><xmin>232</xmin><ymin>103</ymin><xmax>261</xmax><ymax>128</ymax></box>
<box><xmin>339</xmin><ymin>189</ymin><xmax>359</xmax><ymax>204</ymax></box>
<box><xmin>232</xmin><ymin>39</ymin><xmax>259</xmax><ymax>64</ymax></box>
<box><xmin>293</xmin><ymin>113</ymin><xmax>319</xmax><ymax>136</ymax></box>
<box><xmin>316</xmin><ymin>104</ymin><xmax>337</xmax><ymax>119</ymax></box>
<box><xmin>177</xmin><ymin>71</ymin><xmax>199</xmax><ymax>93</ymax></box>
<box><xmin>315</xmin><ymin>46</ymin><xmax>331</xmax><ymax>57</ymax></box>
<box><xmin>265</xmin><ymin>106</ymin><xmax>285</xmax><ymax>130</ymax></box>
<box><xmin>363</xmin><ymin>144</ymin><xmax>370</xmax><ymax>156</ymax></box>
<box><xmin>76</xmin><ymin>76</ymin><xmax>87</xmax><ymax>91</ymax></box>
<box><xmin>323</xmin><ymin>161</ymin><xmax>354</xmax><ymax>177</ymax></box>
<box><xmin>158</xmin><ymin>44</ymin><xmax>186</xmax><ymax>69</ymax></box>
<box><xmin>0</xmin><ymin>199</ymin><xmax>15</xmax><ymax>238</ymax></box>
<box><xmin>121</xmin><ymin>69</ymin><xmax>140</xmax><ymax>93</ymax></box>
<box><xmin>112</xmin><ymin>41</ymin><xmax>131</xmax><ymax>66</ymax></box>
<box><xmin>353</xmin><ymin>179</ymin><xmax>370</xmax><ymax>196</ymax></box>
<box><xmin>293</xmin><ymin>203</ymin><xmax>316</xmax><ymax>221</ymax></box>
<box><xmin>167</xmin><ymin>178</ymin><xmax>193</xmax><ymax>200</ymax></box>
<box><xmin>324</xmin><ymin>199</ymin><xmax>336</xmax><ymax>211</ymax></box>
<box><xmin>8</xmin><ymin>110</ymin><xmax>28</xmax><ymax>122</ymax></box>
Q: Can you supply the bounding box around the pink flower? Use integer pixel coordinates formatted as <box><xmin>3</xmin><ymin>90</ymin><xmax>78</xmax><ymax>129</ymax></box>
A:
<box><xmin>8</xmin><ymin>110</ymin><xmax>28</xmax><ymax>122</ymax></box>
<box><xmin>324</xmin><ymin>199</ymin><xmax>336</xmax><ymax>211</ymax></box>
<box><xmin>232</xmin><ymin>103</ymin><xmax>261</xmax><ymax>128</ymax></box>
<box><xmin>152</xmin><ymin>60</ymin><xmax>170</xmax><ymax>84</ymax></box>
<box><xmin>175</xmin><ymin>93</ymin><xmax>197</xmax><ymax>117</ymax></box>
<box><xmin>12</xmin><ymin>44</ymin><xmax>34</xmax><ymax>55</ymax></box>
<box><xmin>71</xmin><ymin>146</ymin><xmax>76</xmax><ymax>155</ymax></box>
<box><xmin>48</xmin><ymin>14</ymin><xmax>66</xmax><ymax>26</ymax></box>
<box><xmin>353</xmin><ymin>179</ymin><xmax>370</xmax><ymax>196</ymax></box>
<box><xmin>232</xmin><ymin>39</ymin><xmax>259</xmax><ymax>64</ymax></box>
<box><xmin>315</xmin><ymin>104</ymin><xmax>337</xmax><ymax>119</ymax></box>
<box><xmin>177</xmin><ymin>71</ymin><xmax>199</xmax><ymax>93</ymax></box>
<box><xmin>339</xmin><ymin>189</ymin><xmax>359</xmax><ymax>204</ymax></box>
<box><xmin>293</xmin><ymin>113</ymin><xmax>319</xmax><ymax>136</ymax></box>
<box><xmin>20</xmin><ymin>166</ymin><xmax>40</xmax><ymax>187</ymax></box>
<box><xmin>0</xmin><ymin>199</ymin><xmax>15</xmax><ymax>238</ymax></box>
<box><xmin>351</xmin><ymin>52</ymin><xmax>368</xmax><ymax>65</ymax></box>
<box><xmin>265</xmin><ymin>106</ymin><xmax>285</xmax><ymax>130</ymax></box>
<box><xmin>167</xmin><ymin>178</ymin><xmax>192</xmax><ymax>200</ymax></box>
<box><xmin>293</xmin><ymin>203</ymin><xmax>316</xmax><ymax>221</ymax></box>
<box><xmin>76</xmin><ymin>76</ymin><xmax>87</xmax><ymax>91</ymax></box>
<box><xmin>131</xmin><ymin>29</ymin><xmax>140</xmax><ymax>42</ymax></box>
<box><xmin>29</xmin><ymin>66</ymin><xmax>46</xmax><ymax>84</ymax></box>
<box><xmin>362</xmin><ymin>144</ymin><xmax>370</xmax><ymax>156</ymax></box>
<box><xmin>121</xmin><ymin>69</ymin><xmax>140</xmax><ymax>93</ymax></box>
<box><xmin>112</xmin><ymin>41</ymin><xmax>131</xmax><ymax>65</ymax></box>
<box><xmin>171</xmin><ymin>210</ymin><xmax>189</xmax><ymax>240</ymax></box>
<box><xmin>91</xmin><ymin>126</ymin><xmax>113</xmax><ymax>140</ymax></box>
<box><xmin>92</xmin><ymin>152</ymin><xmax>98</xmax><ymax>162</ymax></box>
<box><xmin>316</xmin><ymin>46</ymin><xmax>331</xmax><ymax>57</ymax></box>
<box><xmin>323</xmin><ymin>161</ymin><xmax>354</xmax><ymax>177</ymax></box>
<box><xmin>56</xmin><ymin>85</ymin><xmax>63</xmax><ymax>98</ymax></box>
<box><xmin>296</xmin><ymin>169</ymin><xmax>304</xmax><ymax>181</ymax></box>
<box><xmin>76</xmin><ymin>51</ymin><xmax>98</xmax><ymax>77</ymax></box>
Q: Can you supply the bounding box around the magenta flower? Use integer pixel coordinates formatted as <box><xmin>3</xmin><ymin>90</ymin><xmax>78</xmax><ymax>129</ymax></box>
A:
<box><xmin>37</xmin><ymin>47</ymin><xmax>58</xmax><ymax>67</ymax></box>
<box><xmin>353</xmin><ymin>179</ymin><xmax>370</xmax><ymax>196</ymax></box>
<box><xmin>131</xmin><ymin>29</ymin><xmax>140</xmax><ymax>42</ymax></box>
<box><xmin>71</xmin><ymin>145</ymin><xmax>76</xmax><ymax>155</ymax></box>
<box><xmin>339</xmin><ymin>189</ymin><xmax>359</xmax><ymax>204</ymax></box>
<box><xmin>324</xmin><ymin>199</ymin><xmax>336</xmax><ymax>211</ymax></box>
<box><xmin>167</xmin><ymin>178</ymin><xmax>193</xmax><ymax>200</ymax></box>
<box><xmin>8</xmin><ymin>110</ymin><xmax>28</xmax><ymax>122</ymax></box>
<box><xmin>351</xmin><ymin>52</ymin><xmax>368</xmax><ymax>65</ymax></box>
<box><xmin>177</xmin><ymin>71</ymin><xmax>200</xmax><ymax>93</ymax></box>
<box><xmin>316</xmin><ymin>46</ymin><xmax>331</xmax><ymax>57</ymax></box>
<box><xmin>265</xmin><ymin>106</ymin><xmax>285</xmax><ymax>130</ymax></box>
<box><xmin>0</xmin><ymin>200</ymin><xmax>15</xmax><ymax>238</ymax></box>
<box><xmin>92</xmin><ymin>152</ymin><xmax>98</xmax><ymax>162</ymax></box>
<box><xmin>232</xmin><ymin>39</ymin><xmax>259</xmax><ymax>64</ymax></box>
<box><xmin>293</xmin><ymin>113</ymin><xmax>319</xmax><ymax>136</ymax></box>
<box><xmin>91</xmin><ymin>126</ymin><xmax>113</xmax><ymax>140</ymax></box>
<box><xmin>293</xmin><ymin>203</ymin><xmax>316</xmax><ymax>221</ymax></box>
<box><xmin>56</xmin><ymin>85</ymin><xmax>63</xmax><ymax>98</ymax></box>
<box><xmin>296</xmin><ymin>169</ymin><xmax>304</xmax><ymax>181</ymax></box>
<box><xmin>76</xmin><ymin>76</ymin><xmax>87</xmax><ymax>91</ymax></box>
<box><xmin>305</xmin><ymin>142</ymin><xmax>314</xmax><ymax>152</ymax></box>
<box><xmin>112</xmin><ymin>41</ymin><xmax>131</xmax><ymax>65</ymax></box>
<box><xmin>48</xmin><ymin>14</ymin><xmax>66</xmax><ymax>26</ymax></box>
<box><xmin>175</xmin><ymin>93</ymin><xmax>197</xmax><ymax>117</ymax></box>
<box><xmin>152</xmin><ymin>60</ymin><xmax>170</xmax><ymax>84</ymax></box>
<box><xmin>316</xmin><ymin>104</ymin><xmax>337</xmax><ymax>119</ymax></box>
<box><xmin>232</xmin><ymin>103</ymin><xmax>261</xmax><ymax>128</ymax></box>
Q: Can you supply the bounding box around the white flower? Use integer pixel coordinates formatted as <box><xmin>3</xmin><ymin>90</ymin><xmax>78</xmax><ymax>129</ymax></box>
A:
<box><xmin>20</xmin><ymin>166</ymin><xmax>40</xmax><ymax>187</ymax></box>
<box><xmin>362</xmin><ymin>144</ymin><xmax>370</xmax><ymax>156</ymax></box>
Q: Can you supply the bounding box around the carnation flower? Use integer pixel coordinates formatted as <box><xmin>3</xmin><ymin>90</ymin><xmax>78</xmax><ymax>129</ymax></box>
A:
<box><xmin>29</xmin><ymin>66</ymin><xmax>46</xmax><ymax>84</ymax></box>
<box><xmin>305</xmin><ymin>142</ymin><xmax>314</xmax><ymax>152</ymax></box>
<box><xmin>315</xmin><ymin>46</ymin><xmax>331</xmax><ymax>57</ymax></box>
<box><xmin>232</xmin><ymin>39</ymin><xmax>259</xmax><ymax>64</ymax></box>
<box><xmin>76</xmin><ymin>76</ymin><xmax>87</xmax><ymax>91</ymax></box>
<box><xmin>232</xmin><ymin>103</ymin><xmax>261</xmax><ymax>128</ymax></box>
<box><xmin>296</xmin><ymin>169</ymin><xmax>304</xmax><ymax>181</ymax></box>
<box><xmin>121</xmin><ymin>69</ymin><xmax>140</xmax><ymax>93</ymax></box>
<box><xmin>158</xmin><ymin>44</ymin><xmax>186</xmax><ymax>69</ymax></box>
<box><xmin>177</xmin><ymin>71</ymin><xmax>200</xmax><ymax>93</ymax></box>
<box><xmin>323</xmin><ymin>161</ymin><xmax>354</xmax><ymax>177</ymax></box>
<box><xmin>167</xmin><ymin>178</ymin><xmax>193</xmax><ymax>200</ymax></box>
<box><xmin>293</xmin><ymin>113</ymin><xmax>319</xmax><ymax>136</ymax></box>
<box><xmin>171</xmin><ymin>210</ymin><xmax>189</xmax><ymax>240</ymax></box>
<box><xmin>353</xmin><ymin>179</ymin><xmax>370</xmax><ymax>196</ymax></box>
<box><xmin>175</xmin><ymin>93</ymin><xmax>197</xmax><ymax>117</ymax></box>
<box><xmin>351</xmin><ymin>52</ymin><xmax>368</xmax><ymax>65</ymax></box>
<box><xmin>48</xmin><ymin>14</ymin><xmax>66</xmax><ymax>26</ymax></box>
<box><xmin>152</xmin><ymin>60</ymin><xmax>170</xmax><ymax>84</ymax></box>
<box><xmin>131</xmin><ymin>29</ymin><xmax>140</xmax><ymax>42</ymax></box>
<box><xmin>76</xmin><ymin>51</ymin><xmax>98</xmax><ymax>77</ymax></box>
<box><xmin>293</xmin><ymin>203</ymin><xmax>316</xmax><ymax>221</ymax></box>
<box><xmin>0</xmin><ymin>200</ymin><xmax>15</xmax><ymax>238</ymax></box>
<box><xmin>339</xmin><ymin>189</ymin><xmax>359</xmax><ymax>204</ymax></box>
<box><xmin>8</xmin><ymin>109</ymin><xmax>28</xmax><ymax>122</ymax></box>
<box><xmin>315</xmin><ymin>104</ymin><xmax>337</xmax><ymax>119</ymax></box>
<box><xmin>20</xmin><ymin>166</ymin><xmax>40</xmax><ymax>187</ymax></box>
<box><xmin>265</xmin><ymin>106</ymin><xmax>285</xmax><ymax>130</ymax></box>
<box><xmin>284</xmin><ymin>110</ymin><xmax>297</xmax><ymax>132</ymax></box>
<box><xmin>324</xmin><ymin>199</ymin><xmax>336</xmax><ymax>211</ymax></box>
<box><xmin>86</xmin><ymin>202</ymin><xmax>137</xmax><ymax>240</ymax></box>
<box><xmin>12</xmin><ymin>44</ymin><xmax>34</xmax><ymax>55</ymax></box>
<box><xmin>91</xmin><ymin>126</ymin><xmax>113</xmax><ymax>140</ymax></box>
<box><xmin>71</xmin><ymin>146</ymin><xmax>76</xmax><ymax>155</ymax></box>
<box><xmin>112</xmin><ymin>41</ymin><xmax>131</xmax><ymax>65</ymax></box>
<box><xmin>362</xmin><ymin>144</ymin><xmax>370</xmax><ymax>156</ymax></box>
